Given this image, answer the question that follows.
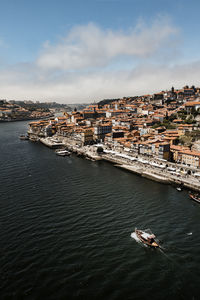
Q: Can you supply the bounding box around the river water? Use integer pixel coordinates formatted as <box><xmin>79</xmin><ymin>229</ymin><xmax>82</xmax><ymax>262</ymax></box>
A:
<box><xmin>1</xmin><ymin>121</ymin><xmax>200</xmax><ymax>300</ymax></box>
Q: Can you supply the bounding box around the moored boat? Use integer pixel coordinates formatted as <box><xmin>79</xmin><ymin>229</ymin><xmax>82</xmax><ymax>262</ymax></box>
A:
<box><xmin>135</xmin><ymin>228</ymin><xmax>160</xmax><ymax>248</ymax></box>
<box><xmin>19</xmin><ymin>134</ymin><xmax>29</xmax><ymax>140</ymax></box>
<box><xmin>55</xmin><ymin>149</ymin><xmax>71</xmax><ymax>156</ymax></box>
<box><xmin>189</xmin><ymin>193</ymin><xmax>200</xmax><ymax>204</ymax></box>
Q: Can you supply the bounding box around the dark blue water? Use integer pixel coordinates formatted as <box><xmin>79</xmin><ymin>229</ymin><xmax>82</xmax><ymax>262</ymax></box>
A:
<box><xmin>1</xmin><ymin>121</ymin><xmax>200</xmax><ymax>299</ymax></box>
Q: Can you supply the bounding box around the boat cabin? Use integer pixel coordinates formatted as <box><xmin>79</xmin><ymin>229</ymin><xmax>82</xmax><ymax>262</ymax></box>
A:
<box><xmin>141</xmin><ymin>233</ymin><xmax>156</xmax><ymax>244</ymax></box>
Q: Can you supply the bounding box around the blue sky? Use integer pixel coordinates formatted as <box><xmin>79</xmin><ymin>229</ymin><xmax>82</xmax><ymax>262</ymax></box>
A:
<box><xmin>0</xmin><ymin>0</ymin><xmax>200</xmax><ymax>102</ymax></box>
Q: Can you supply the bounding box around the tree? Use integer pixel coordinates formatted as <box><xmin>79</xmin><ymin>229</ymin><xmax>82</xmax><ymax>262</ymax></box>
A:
<box><xmin>179</xmin><ymin>135</ymin><xmax>192</xmax><ymax>146</ymax></box>
<box><xmin>191</xmin><ymin>107</ymin><xmax>198</xmax><ymax>117</ymax></box>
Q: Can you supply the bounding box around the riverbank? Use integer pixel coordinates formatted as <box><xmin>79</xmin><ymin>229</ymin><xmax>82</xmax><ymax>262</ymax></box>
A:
<box><xmin>30</xmin><ymin>136</ymin><xmax>200</xmax><ymax>192</ymax></box>
<box><xmin>0</xmin><ymin>114</ymin><xmax>54</xmax><ymax>122</ymax></box>
<box><xmin>102</xmin><ymin>153</ymin><xmax>200</xmax><ymax>192</ymax></box>
<box><xmin>115</xmin><ymin>164</ymin><xmax>169</xmax><ymax>184</ymax></box>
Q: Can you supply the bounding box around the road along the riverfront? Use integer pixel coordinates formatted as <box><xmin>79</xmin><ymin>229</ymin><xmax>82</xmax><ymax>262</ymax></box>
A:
<box><xmin>34</xmin><ymin>136</ymin><xmax>200</xmax><ymax>192</ymax></box>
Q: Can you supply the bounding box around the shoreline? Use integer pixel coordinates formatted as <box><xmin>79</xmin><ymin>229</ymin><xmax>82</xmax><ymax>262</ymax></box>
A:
<box><xmin>29</xmin><ymin>136</ymin><xmax>200</xmax><ymax>193</ymax></box>
<box><xmin>115</xmin><ymin>164</ymin><xmax>169</xmax><ymax>184</ymax></box>
<box><xmin>103</xmin><ymin>156</ymin><xmax>200</xmax><ymax>192</ymax></box>
<box><xmin>0</xmin><ymin>115</ymin><xmax>54</xmax><ymax>123</ymax></box>
<box><xmin>102</xmin><ymin>154</ymin><xmax>200</xmax><ymax>192</ymax></box>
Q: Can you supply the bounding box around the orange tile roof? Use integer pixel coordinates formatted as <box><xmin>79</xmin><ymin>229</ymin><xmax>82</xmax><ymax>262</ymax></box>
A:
<box><xmin>180</xmin><ymin>150</ymin><xmax>200</xmax><ymax>157</ymax></box>
<box><xmin>185</xmin><ymin>101</ymin><xmax>200</xmax><ymax>106</ymax></box>
<box><xmin>170</xmin><ymin>145</ymin><xmax>189</xmax><ymax>151</ymax></box>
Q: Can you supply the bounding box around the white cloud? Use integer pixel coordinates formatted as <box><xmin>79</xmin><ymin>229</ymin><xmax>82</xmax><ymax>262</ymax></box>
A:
<box><xmin>36</xmin><ymin>19</ymin><xmax>178</xmax><ymax>71</ymax></box>
<box><xmin>1</xmin><ymin>18</ymin><xmax>199</xmax><ymax>103</ymax></box>
<box><xmin>1</xmin><ymin>62</ymin><xmax>200</xmax><ymax>102</ymax></box>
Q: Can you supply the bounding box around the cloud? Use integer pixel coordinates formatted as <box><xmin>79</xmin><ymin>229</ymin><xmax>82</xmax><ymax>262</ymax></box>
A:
<box><xmin>1</xmin><ymin>61</ymin><xmax>200</xmax><ymax>103</ymax></box>
<box><xmin>1</xmin><ymin>18</ymin><xmax>199</xmax><ymax>103</ymax></box>
<box><xmin>36</xmin><ymin>18</ymin><xmax>178</xmax><ymax>71</ymax></box>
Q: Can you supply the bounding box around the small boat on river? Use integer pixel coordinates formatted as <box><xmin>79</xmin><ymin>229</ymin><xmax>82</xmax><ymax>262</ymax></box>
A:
<box><xmin>19</xmin><ymin>134</ymin><xmax>29</xmax><ymax>140</ymax></box>
<box><xmin>55</xmin><ymin>149</ymin><xmax>71</xmax><ymax>156</ymax></box>
<box><xmin>135</xmin><ymin>228</ymin><xmax>160</xmax><ymax>248</ymax></box>
<box><xmin>189</xmin><ymin>193</ymin><xmax>200</xmax><ymax>204</ymax></box>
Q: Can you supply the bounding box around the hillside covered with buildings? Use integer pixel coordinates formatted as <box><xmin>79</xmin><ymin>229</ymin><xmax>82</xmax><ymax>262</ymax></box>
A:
<box><xmin>28</xmin><ymin>85</ymin><xmax>200</xmax><ymax>170</ymax></box>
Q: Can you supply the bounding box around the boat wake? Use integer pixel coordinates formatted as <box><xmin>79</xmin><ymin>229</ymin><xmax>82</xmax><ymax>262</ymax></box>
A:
<box><xmin>131</xmin><ymin>232</ymin><xmax>140</xmax><ymax>241</ymax></box>
<box><xmin>130</xmin><ymin>232</ymin><xmax>148</xmax><ymax>247</ymax></box>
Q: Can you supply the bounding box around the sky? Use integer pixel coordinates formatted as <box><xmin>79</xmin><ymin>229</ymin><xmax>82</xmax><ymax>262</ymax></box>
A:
<box><xmin>0</xmin><ymin>0</ymin><xmax>200</xmax><ymax>103</ymax></box>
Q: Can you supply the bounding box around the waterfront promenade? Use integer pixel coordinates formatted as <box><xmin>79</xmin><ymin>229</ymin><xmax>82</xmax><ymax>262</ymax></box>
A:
<box><xmin>101</xmin><ymin>152</ymin><xmax>200</xmax><ymax>192</ymax></box>
<box><xmin>36</xmin><ymin>136</ymin><xmax>200</xmax><ymax>192</ymax></box>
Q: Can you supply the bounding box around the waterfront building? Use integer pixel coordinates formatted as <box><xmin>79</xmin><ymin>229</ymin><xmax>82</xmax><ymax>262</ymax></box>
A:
<box><xmin>179</xmin><ymin>150</ymin><xmax>200</xmax><ymax>168</ymax></box>
<box><xmin>170</xmin><ymin>145</ymin><xmax>190</xmax><ymax>163</ymax></box>
<box><xmin>94</xmin><ymin>123</ymin><xmax>112</xmax><ymax>141</ymax></box>
<box><xmin>25</xmin><ymin>84</ymin><xmax>200</xmax><ymax>171</ymax></box>
<box><xmin>158</xmin><ymin>143</ymin><xmax>170</xmax><ymax>160</ymax></box>
<box><xmin>80</xmin><ymin>129</ymin><xmax>94</xmax><ymax>145</ymax></box>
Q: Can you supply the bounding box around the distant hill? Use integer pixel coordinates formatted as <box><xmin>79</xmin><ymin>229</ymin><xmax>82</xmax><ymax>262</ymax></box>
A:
<box><xmin>97</xmin><ymin>98</ymin><xmax>120</xmax><ymax>107</ymax></box>
<box><xmin>8</xmin><ymin>100</ymin><xmax>71</xmax><ymax>111</ymax></box>
<box><xmin>67</xmin><ymin>103</ymin><xmax>89</xmax><ymax>111</ymax></box>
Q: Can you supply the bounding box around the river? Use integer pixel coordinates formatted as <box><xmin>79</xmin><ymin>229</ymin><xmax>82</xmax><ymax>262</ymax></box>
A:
<box><xmin>0</xmin><ymin>121</ymin><xmax>200</xmax><ymax>299</ymax></box>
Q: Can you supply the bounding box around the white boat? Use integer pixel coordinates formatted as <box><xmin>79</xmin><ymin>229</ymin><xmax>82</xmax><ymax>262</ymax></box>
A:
<box><xmin>55</xmin><ymin>149</ymin><xmax>71</xmax><ymax>156</ymax></box>
<box><xmin>135</xmin><ymin>228</ymin><xmax>160</xmax><ymax>248</ymax></box>
<box><xmin>177</xmin><ymin>187</ymin><xmax>182</xmax><ymax>191</ymax></box>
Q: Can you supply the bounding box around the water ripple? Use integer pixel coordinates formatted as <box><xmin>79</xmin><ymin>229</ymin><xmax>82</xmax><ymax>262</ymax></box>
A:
<box><xmin>1</xmin><ymin>121</ymin><xmax>200</xmax><ymax>299</ymax></box>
